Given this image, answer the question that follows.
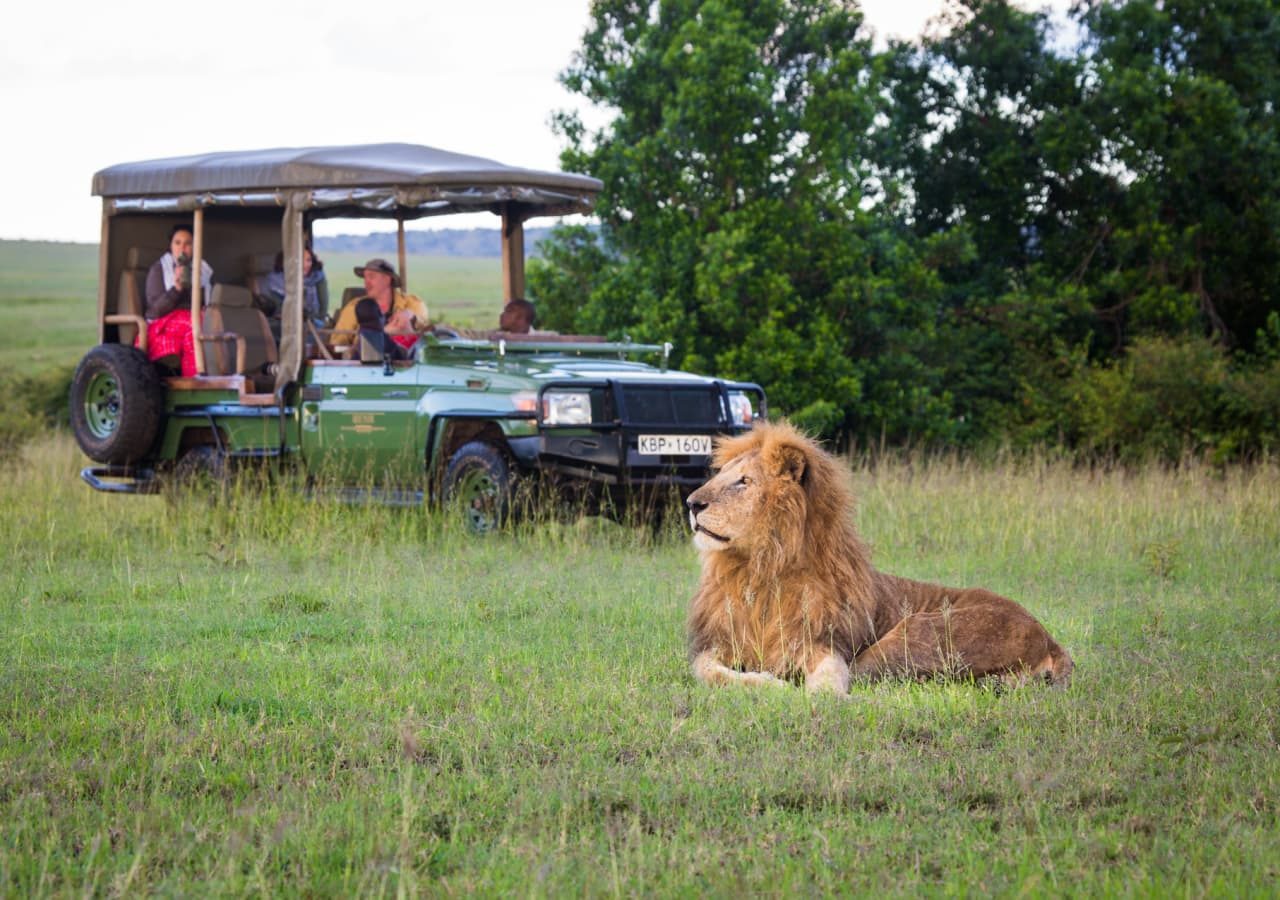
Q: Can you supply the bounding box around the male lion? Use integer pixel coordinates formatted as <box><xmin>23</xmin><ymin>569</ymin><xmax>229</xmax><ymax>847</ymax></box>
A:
<box><xmin>686</xmin><ymin>421</ymin><xmax>1073</xmax><ymax>693</ymax></box>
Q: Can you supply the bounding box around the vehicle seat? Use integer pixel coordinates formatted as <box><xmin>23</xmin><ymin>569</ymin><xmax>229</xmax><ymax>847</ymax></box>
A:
<box><xmin>202</xmin><ymin>284</ymin><xmax>277</xmax><ymax>389</ymax></box>
<box><xmin>117</xmin><ymin>246</ymin><xmax>164</xmax><ymax>344</ymax></box>
<box><xmin>320</xmin><ymin>287</ymin><xmax>369</xmax><ymax>352</ymax></box>
<box><xmin>245</xmin><ymin>252</ymin><xmax>279</xmax><ymax>315</ymax></box>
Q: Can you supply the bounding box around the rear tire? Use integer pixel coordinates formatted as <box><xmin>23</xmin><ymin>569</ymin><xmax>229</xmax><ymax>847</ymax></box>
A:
<box><xmin>441</xmin><ymin>441</ymin><xmax>514</xmax><ymax>534</ymax></box>
<box><xmin>170</xmin><ymin>445</ymin><xmax>229</xmax><ymax>492</ymax></box>
<box><xmin>69</xmin><ymin>344</ymin><xmax>164</xmax><ymax>464</ymax></box>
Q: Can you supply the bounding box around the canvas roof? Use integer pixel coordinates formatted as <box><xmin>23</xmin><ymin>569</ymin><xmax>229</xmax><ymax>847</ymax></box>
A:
<box><xmin>92</xmin><ymin>143</ymin><xmax>602</xmax><ymax>200</ymax></box>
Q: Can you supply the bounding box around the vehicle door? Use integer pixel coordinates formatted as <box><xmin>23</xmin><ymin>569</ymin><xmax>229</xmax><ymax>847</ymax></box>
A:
<box><xmin>298</xmin><ymin>359</ymin><xmax>425</xmax><ymax>484</ymax></box>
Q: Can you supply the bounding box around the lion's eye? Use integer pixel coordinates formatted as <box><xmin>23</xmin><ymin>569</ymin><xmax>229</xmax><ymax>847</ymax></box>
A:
<box><xmin>737</xmin><ymin>476</ymin><xmax>751</xmax><ymax>487</ymax></box>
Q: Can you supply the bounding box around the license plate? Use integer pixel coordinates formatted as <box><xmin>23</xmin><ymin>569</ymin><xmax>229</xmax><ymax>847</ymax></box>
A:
<box><xmin>638</xmin><ymin>434</ymin><xmax>711</xmax><ymax>456</ymax></box>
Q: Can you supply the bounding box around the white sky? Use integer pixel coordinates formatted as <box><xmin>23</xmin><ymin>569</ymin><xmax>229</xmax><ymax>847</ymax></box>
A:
<box><xmin>0</xmin><ymin>0</ymin><xmax>1064</xmax><ymax>243</ymax></box>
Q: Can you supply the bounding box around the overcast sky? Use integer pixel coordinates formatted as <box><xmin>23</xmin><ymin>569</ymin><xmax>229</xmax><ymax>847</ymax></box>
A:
<box><xmin>0</xmin><ymin>1</ymin><xmax>1064</xmax><ymax>243</ymax></box>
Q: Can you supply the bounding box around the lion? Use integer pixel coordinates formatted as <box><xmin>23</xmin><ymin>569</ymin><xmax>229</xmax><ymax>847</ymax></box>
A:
<box><xmin>685</xmin><ymin>421</ymin><xmax>1073</xmax><ymax>693</ymax></box>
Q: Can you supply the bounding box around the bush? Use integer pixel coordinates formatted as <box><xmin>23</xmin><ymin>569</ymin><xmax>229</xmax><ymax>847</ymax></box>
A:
<box><xmin>789</xmin><ymin>399</ymin><xmax>844</xmax><ymax>441</ymax></box>
<box><xmin>1220</xmin><ymin>355</ymin><xmax>1280</xmax><ymax>460</ymax></box>
<box><xmin>1065</xmin><ymin>336</ymin><xmax>1229</xmax><ymax>462</ymax></box>
<box><xmin>0</xmin><ymin>365</ymin><xmax>74</xmax><ymax>455</ymax></box>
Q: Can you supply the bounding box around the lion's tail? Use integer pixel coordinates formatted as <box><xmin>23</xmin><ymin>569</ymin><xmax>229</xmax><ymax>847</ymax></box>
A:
<box><xmin>1047</xmin><ymin>642</ymin><xmax>1074</xmax><ymax>688</ymax></box>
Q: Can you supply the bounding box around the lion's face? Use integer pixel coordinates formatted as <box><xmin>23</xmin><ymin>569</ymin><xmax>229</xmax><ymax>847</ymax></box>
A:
<box><xmin>686</xmin><ymin>439</ymin><xmax>808</xmax><ymax>555</ymax></box>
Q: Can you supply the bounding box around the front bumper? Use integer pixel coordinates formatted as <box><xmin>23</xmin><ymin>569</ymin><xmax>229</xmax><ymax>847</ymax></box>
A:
<box><xmin>533</xmin><ymin>378</ymin><xmax>766</xmax><ymax>487</ymax></box>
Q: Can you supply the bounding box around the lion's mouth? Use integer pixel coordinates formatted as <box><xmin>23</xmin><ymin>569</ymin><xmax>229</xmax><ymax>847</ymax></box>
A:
<box><xmin>693</xmin><ymin>522</ymin><xmax>730</xmax><ymax>545</ymax></box>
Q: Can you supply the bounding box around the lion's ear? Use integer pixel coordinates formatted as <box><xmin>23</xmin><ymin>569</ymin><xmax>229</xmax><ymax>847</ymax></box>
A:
<box><xmin>770</xmin><ymin>444</ymin><xmax>808</xmax><ymax>484</ymax></box>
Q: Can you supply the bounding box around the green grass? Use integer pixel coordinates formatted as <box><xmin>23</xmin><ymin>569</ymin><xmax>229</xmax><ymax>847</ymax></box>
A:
<box><xmin>2</xmin><ymin>435</ymin><xmax>1277</xmax><ymax>895</ymax></box>
<box><xmin>0</xmin><ymin>240</ymin><xmax>503</xmax><ymax>375</ymax></box>
<box><xmin>0</xmin><ymin>241</ymin><xmax>100</xmax><ymax>375</ymax></box>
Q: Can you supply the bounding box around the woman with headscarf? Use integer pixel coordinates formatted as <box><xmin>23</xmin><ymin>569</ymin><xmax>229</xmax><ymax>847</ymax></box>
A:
<box><xmin>142</xmin><ymin>223</ymin><xmax>214</xmax><ymax>377</ymax></box>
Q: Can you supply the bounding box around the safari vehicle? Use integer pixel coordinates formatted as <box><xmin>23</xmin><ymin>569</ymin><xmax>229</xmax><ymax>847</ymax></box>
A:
<box><xmin>71</xmin><ymin>143</ymin><xmax>765</xmax><ymax>529</ymax></box>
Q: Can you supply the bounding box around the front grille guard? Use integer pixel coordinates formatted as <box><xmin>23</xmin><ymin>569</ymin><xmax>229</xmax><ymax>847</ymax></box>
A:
<box><xmin>534</xmin><ymin>379</ymin><xmax>766</xmax><ymax>483</ymax></box>
<box><xmin>535</xmin><ymin>378</ymin><xmax>766</xmax><ymax>432</ymax></box>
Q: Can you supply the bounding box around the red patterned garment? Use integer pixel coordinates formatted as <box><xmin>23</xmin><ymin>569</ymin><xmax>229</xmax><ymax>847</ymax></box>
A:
<box><xmin>142</xmin><ymin>309</ymin><xmax>196</xmax><ymax>376</ymax></box>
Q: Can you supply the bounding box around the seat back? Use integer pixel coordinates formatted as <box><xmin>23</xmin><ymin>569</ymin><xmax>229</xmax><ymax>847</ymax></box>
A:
<box><xmin>202</xmin><ymin>284</ymin><xmax>277</xmax><ymax>376</ymax></box>
<box><xmin>358</xmin><ymin>332</ymin><xmax>386</xmax><ymax>363</ymax></box>
<box><xmin>117</xmin><ymin>247</ymin><xmax>163</xmax><ymax>343</ymax></box>
<box><xmin>245</xmin><ymin>252</ymin><xmax>279</xmax><ymax>313</ymax></box>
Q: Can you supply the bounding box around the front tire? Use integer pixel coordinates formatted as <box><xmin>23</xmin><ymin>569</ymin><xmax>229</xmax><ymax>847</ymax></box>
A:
<box><xmin>441</xmin><ymin>441</ymin><xmax>514</xmax><ymax>534</ymax></box>
<box><xmin>69</xmin><ymin>344</ymin><xmax>164</xmax><ymax>464</ymax></box>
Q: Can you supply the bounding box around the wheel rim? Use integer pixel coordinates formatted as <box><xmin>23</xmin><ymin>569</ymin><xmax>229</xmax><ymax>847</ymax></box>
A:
<box><xmin>457</xmin><ymin>468</ymin><xmax>502</xmax><ymax>533</ymax></box>
<box><xmin>83</xmin><ymin>371</ymin><xmax>122</xmax><ymax>440</ymax></box>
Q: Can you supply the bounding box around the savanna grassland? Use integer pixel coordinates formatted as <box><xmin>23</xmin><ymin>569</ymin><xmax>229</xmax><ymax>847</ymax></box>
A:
<box><xmin>2</xmin><ymin>431</ymin><xmax>1278</xmax><ymax>895</ymax></box>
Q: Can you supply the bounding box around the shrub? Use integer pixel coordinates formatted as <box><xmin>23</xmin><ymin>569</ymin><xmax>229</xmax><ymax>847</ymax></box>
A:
<box><xmin>1065</xmin><ymin>336</ymin><xmax>1228</xmax><ymax>462</ymax></box>
<box><xmin>1220</xmin><ymin>355</ymin><xmax>1280</xmax><ymax>460</ymax></box>
<box><xmin>0</xmin><ymin>365</ymin><xmax>74</xmax><ymax>454</ymax></box>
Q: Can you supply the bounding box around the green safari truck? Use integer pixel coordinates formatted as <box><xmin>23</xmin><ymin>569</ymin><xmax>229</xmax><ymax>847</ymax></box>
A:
<box><xmin>70</xmin><ymin>144</ymin><xmax>765</xmax><ymax>530</ymax></box>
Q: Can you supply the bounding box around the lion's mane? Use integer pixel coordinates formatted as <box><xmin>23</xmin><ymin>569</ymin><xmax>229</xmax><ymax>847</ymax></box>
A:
<box><xmin>686</xmin><ymin>421</ymin><xmax>881</xmax><ymax>678</ymax></box>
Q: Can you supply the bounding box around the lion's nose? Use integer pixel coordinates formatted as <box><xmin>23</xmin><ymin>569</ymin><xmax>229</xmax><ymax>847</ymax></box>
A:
<box><xmin>686</xmin><ymin>496</ymin><xmax>707</xmax><ymax>515</ymax></box>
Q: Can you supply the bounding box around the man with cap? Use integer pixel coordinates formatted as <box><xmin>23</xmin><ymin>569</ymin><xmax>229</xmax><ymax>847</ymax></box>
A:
<box><xmin>330</xmin><ymin>258</ymin><xmax>429</xmax><ymax>355</ymax></box>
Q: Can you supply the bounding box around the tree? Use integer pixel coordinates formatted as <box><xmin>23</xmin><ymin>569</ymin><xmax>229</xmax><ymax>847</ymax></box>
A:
<box><xmin>532</xmin><ymin>0</ymin><xmax>965</xmax><ymax>442</ymax></box>
<box><xmin>883</xmin><ymin>1</ymin><xmax>1119</xmax><ymax>434</ymax></box>
<box><xmin>1077</xmin><ymin>0</ymin><xmax>1280</xmax><ymax>351</ymax></box>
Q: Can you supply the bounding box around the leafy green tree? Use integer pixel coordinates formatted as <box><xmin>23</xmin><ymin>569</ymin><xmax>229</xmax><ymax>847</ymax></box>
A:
<box><xmin>1077</xmin><ymin>0</ymin><xmax>1280</xmax><ymax>350</ymax></box>
<box><xmin>533</xmin><ymin>0</ymin><xmax>965</xmax><ymax>442</ymax></box>
<box><xmin>883</xmin><ymin>1</ymin><xmax>1119</xmax><ymax>434</ymax></box>
<box><xmin>531</xmin><ymin>0</ymin><xmax>1280</xmax><ymax>454</ymax></box>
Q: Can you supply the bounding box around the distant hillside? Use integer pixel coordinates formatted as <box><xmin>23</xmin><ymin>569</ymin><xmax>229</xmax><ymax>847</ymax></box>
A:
<box><xmin>315</xmin><ymin>227</ymin><xmax>562</xmax><ymax>258</ymax></box>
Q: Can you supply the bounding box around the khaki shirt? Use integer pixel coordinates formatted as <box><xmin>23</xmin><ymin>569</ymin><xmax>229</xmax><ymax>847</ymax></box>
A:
<box><xmin>330</xmin><ymin>290</ymin><xmax>429</xmax><ymax>348</ymax></box>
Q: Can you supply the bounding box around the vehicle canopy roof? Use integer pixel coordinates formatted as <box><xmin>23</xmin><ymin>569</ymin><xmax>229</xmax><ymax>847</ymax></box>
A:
<box><xmin>92</xmin><ymin>142</ymin><xmax>601</xmax><ymax>219</ymax></box>
<box><xmin>93</xmin><ymin>143</ymin><xmax>601</xmax><ymax>389</ymax></box>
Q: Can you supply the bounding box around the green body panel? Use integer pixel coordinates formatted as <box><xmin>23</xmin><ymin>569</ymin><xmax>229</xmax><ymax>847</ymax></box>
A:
<box><xmin>299</xmin><ymin>363</ymin><xmax>424</xmax><ymax>483</ymax></box>
<box><xmin>133</xmin><ymin>341</ymin><xmax>758</xmax><ymax>497</ymax></box>
<box><xmin>158</xmin><ymin>388</ymin><xmax>290</xmax><ymax>460</ymax></box>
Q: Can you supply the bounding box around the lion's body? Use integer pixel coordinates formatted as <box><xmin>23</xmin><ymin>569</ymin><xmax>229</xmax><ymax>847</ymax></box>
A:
<box><xmin>686</xmin><ymin>422</ymin><xmax>1073</xmax><ymax>692</ymax></box>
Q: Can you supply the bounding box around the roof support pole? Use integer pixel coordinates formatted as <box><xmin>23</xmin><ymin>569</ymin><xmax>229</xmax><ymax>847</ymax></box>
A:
<box><xmin>501</xmin><ymin>208</ymin><xmax>525</xmax><ymax>304</ymax></box>
<box><xmin>397</xmin><ymin>218</ymin><xmax>408</xmax><ymax>293</ymax></box>
<box><xmin>97</xmin><ymin>207</ymin><xmax>110</xmax><ymax>345</ymax></box>
<box><xmin>277</xmin><ymin>192</ymin><xmax>308</xmax><ymax>390</ymax></box>
<box><xmin>191</xmin><ymin>207</ymin><xmax>206</xmax><ymax>374</ymax></box>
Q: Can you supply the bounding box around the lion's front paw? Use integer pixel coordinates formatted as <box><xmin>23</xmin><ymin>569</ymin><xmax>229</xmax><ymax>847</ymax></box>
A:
<box><xmin>804</xmin><ymin>655</ymin><xmax>852</xmax><ymax>694</ymax></box>
<box><xmin>738</xmin><ymin>670</ymin><xmax>785</xmax><ymax>687</ymax></box>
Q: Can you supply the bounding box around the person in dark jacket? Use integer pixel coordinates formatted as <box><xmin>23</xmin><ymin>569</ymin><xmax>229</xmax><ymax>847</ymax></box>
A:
<box><xmin>143</xmin><ymin>223</ymin><xmax>214</xmax><ymax>376</ymax></box>
<box><xmin>261</xmin><ymin>243</ymin><xmax>328</xmax><ymax>326</ymax></box>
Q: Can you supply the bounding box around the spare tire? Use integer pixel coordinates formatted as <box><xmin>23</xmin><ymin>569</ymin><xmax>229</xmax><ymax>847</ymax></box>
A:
<box><xmin>69</xmin><ymin>344</ymin><xmax>164</xmax><ymax>464</ymax></box>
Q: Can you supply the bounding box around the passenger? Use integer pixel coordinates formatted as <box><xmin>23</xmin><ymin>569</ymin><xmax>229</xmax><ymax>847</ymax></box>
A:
<box><xmin>427</xmin><ymin>299</ymin><xmax>539</xmax><ymax>340</ymax></box>
<box><xmin>143</xmin><ymin>223</ymin><xmax>214</xmax><ymax>377</ymax></box>
<box><xmin>354</xmin><ymin>298</ymin><xmax>410</xmax><ymax>361</ymax></box>
<box><xmin>330</xmin><ymin>258</ymin><xmax>427</xmax><ymax>354</ymax></box>
<box><xmin>498</xmin><ymin>298</ymin><xmax>536</xmax><ymax>334</ymax></box>
<box><xmin>261</xmin><ymin>243</ymin><xmax>328</xmax><ymax>327</ymax></box>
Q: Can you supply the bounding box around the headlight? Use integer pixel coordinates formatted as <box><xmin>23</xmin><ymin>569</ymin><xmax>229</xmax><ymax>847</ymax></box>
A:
<box><xmin>542</xmin><ymin>390</ymin><xmax>593</xmax><ymax>425</ymax></box>
<box><xmin>728</xmin><ymin>391</ymin><xmax>754</xmax><ymax>425</ymax></box>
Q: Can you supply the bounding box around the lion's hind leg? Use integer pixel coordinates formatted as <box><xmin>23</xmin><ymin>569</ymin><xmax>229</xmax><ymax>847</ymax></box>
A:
<box><xmin>851</xmin><ymin>610</ymin><xmax>967</xmax><ymax>682</ymax></box>
<box><xmin>852</xmin><ymin>596</ymin><xmax>1067</xmax><ymax>686</ymax></box>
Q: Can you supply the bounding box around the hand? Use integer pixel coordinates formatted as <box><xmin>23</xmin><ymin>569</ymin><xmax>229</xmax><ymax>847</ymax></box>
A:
<box><xmin>173</xmin><ymin>265</ymin><xmax>187</xmax><ymax>290</ymax></box>
<box><xmin>388</xmin><ymin>310</ymin><xmax>415</xmax><ymax>332</ymax></box>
